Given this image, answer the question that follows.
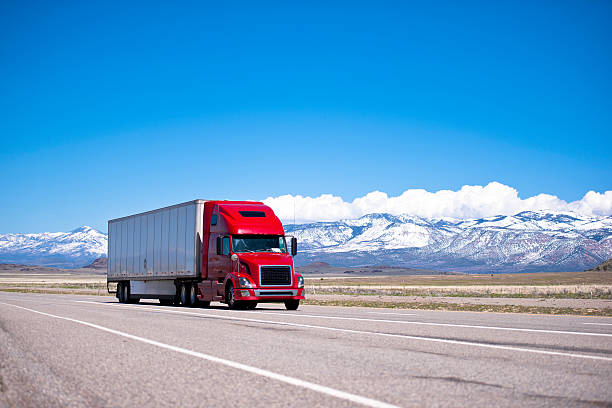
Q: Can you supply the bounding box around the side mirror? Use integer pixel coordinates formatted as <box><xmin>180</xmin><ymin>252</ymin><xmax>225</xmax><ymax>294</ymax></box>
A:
<box><xmin>291</xmin><ymin>237</ymin><xmax>298</xmax><ymax>256</ymax></box>
<box><xmin>216</xmin><ymin>236</ymin><xmax>222</xmax><ymax>255</ymax></box>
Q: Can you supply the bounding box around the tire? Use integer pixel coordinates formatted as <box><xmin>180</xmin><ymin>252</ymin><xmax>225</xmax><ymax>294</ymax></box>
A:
<box><xmin>117</xmin><ymin>282</ymin><xmax>124</xmax><ymax>303</ymax></box>
<box><xmin>189</xmin><ymin>284</ymin><xmax>199</xmax><ymax>307</ymax></box>
<box><xmin>284</xmin><ymin>300</ymin><xmax>300</xmax><ymax>310</ymax></box>
<box><xmin>226</xmin><ymin>284</ymin><xmax>240</xmax><ymax>310</ymax></box>
<box><xmin>180</xmin><ymin>283</ymin><xmax>189</xmax><ymax>306</ymax></box>
<box><xmin>123</xmin><ymin>282</ymin><xmax>130</xmax><ymax>304</ymax></box>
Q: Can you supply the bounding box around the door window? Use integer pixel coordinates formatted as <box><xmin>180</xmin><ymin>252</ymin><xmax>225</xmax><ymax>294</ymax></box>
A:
<box><xmin>222</xmin><ymin>237</ymin><xmax>230</xmax><ymax>256</ymax></box>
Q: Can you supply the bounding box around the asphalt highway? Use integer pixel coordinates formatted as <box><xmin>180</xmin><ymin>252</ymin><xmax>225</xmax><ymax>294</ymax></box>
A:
<box><xmin>0</xmin><ymin>292</ymin><xmax>611</xmax><ymax>407</ymax></box>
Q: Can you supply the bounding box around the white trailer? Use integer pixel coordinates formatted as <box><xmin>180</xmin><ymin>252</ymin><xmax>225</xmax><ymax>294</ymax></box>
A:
<box><xmin>107</xmin><ymin>200</ymin><xmax>205</xmax><ymax>302</ymax></box>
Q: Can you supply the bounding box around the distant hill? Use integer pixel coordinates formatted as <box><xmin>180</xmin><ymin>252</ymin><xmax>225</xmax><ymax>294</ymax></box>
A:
<box><xmin>588</xmin><ymin>258</ymin><xmax>612</xmax><ymax>272</ymax></box>
<box><xmin>0</xmin><ymin>262</ymin><xmax>107</xmax><ymax>275</ymax></box>
<box><xmin>295</xmin><ymin>262</ymin><xmax>448</xmax><ymax>277</ymax></box>
<box><xmin>84</xmin><ymin>257</ymin><xmax>107</xmax><ymax>270</ymax></box>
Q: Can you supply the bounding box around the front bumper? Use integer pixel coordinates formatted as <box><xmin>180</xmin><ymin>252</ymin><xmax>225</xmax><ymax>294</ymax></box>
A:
<box><xmin>235</xmin><ymin>288</ymin><xmax>305</xmax><ymax>301</ymax></box>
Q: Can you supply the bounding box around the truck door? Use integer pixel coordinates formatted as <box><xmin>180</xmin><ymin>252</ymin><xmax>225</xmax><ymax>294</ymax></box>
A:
<box><xmin>207</xmin><ymin>233</ymin><xmax>232</xmax><ymax>284</ymax></box>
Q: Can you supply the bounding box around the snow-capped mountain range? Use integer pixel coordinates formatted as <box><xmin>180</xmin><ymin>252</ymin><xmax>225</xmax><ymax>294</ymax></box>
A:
<box><xmin>1</xmin><ymin>210</ymin><xmax>611</xmax><ymax>272</ymax></box>
<box><xmin>0</xmin><ymin>226</ymin><xmax>107</xmax><ymax>269</ymax></box>
<box><xmin>285</xmin><ymin>210</ymin><xmax>612</xmax><ymax>273</ymax></box>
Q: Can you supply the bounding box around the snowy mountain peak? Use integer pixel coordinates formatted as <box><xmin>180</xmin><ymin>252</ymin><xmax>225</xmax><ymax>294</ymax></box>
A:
<box><xmin>71</xmin><ymin>226</ymin><xmax>99</xmax><ymax>234</ymax></box>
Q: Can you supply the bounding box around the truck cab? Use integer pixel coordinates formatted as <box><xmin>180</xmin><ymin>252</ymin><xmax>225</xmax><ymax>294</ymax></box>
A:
<box><xmin>198</xmin><ymin>201</ymin><xmax>304</xmax><ymax>310</ymax></box>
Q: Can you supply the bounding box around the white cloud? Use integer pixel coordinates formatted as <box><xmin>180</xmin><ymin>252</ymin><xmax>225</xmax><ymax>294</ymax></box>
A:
<box><xmin>263</xmin><ymin>182</ymin><xmax>612</xmax><ymax>223</ymax></box>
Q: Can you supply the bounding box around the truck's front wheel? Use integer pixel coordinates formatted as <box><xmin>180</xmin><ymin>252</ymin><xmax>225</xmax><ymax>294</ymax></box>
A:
<box><xmin>284</xmin><ymin>300</ymin><xmax>300</xmax><ymax>310</ymax></box>
<box><xmin>226</xmin><ymin>285</ymin><xmax>239</xmax><ymax>310</ymax></box>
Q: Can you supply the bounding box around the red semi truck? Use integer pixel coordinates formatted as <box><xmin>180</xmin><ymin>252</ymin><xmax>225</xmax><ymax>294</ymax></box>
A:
<box><xmin>107</xmin><ymin>200</ymin><xmax>304</xmax><ymax>310</ymax></box>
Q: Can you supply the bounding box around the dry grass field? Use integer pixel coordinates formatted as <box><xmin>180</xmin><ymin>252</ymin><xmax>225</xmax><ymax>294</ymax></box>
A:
<box><xmin>304</xmin><ymin>271</ymin><xmax>612</xmax><ymax>299</ymax></box>
<box><xmin>306</xmin><ymin>270</ymin><xmax>612</xmax><ymax>286</ymax></box>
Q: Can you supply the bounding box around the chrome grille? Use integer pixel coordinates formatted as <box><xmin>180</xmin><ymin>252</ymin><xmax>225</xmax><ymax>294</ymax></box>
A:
<box><xmin>260</xmin><ymin>266</ymin><xmax>292</xmax><ymax>286</ymax></box>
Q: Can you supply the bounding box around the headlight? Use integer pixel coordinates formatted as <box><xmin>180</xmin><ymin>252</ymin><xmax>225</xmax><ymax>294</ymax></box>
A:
<box><xmin>238</xmin><ymin>277</ymin><xmax>254</xmax><ymax>288</ymax></box>
<box><xmin>297</xmin><ymin>275</ymin><xmax>304</xmax><ymax>288</ymax></box>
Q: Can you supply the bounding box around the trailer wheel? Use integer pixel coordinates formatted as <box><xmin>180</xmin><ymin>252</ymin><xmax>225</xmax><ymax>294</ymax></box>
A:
<box><xmin>173</xmin><ymin>285</ymin><xmax>181</xmax><ymax>306</ymax></box>
<box><xmin>117</xmin><ymin>282</ymin><xmax>124</xmax><ymax>303</ymax></box>
<box><xmin>123</xmin><ymin>282</ymin><xmax>130</xmax><ymax>304</ymax></box>
<box><xmin>180</xmin><ymin>283</ymin><xmax>189</xmax><ymax>306</ymax></box>
<box><xmin>284</xmin><ymin>300</ymin><xmax>300</xmax><ymax>310</ymax></box>
<box><xmin>189</xmin><ymin>284</ymin><xmax>199</xmax><ymax>307</ymax></box>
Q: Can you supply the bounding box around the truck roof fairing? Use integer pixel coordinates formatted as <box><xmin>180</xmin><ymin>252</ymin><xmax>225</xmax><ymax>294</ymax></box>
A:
<box><xmin>217</xmin><ymin>203</ymin><xmax>285</xmax><ymax>235</ymax></box>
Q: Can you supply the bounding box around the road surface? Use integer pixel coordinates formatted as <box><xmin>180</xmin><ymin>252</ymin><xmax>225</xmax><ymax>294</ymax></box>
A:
<box><xmin>0</xmin><ymin>292</ymin><xmax>611</xmax><ymax>407</ymax></box>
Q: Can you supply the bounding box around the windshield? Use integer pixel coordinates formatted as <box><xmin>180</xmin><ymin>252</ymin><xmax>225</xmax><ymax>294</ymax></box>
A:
<box><xmin>232</xmin><ymin>235</ymin><xmax>287</xmax><ymax>253</ymax></box>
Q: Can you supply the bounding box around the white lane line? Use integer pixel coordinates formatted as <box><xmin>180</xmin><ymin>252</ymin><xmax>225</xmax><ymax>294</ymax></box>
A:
<box><xmin>74</xmin><ymin>301</ymin><xmax>612</xmax><ymax>362</ymax></box>
<box><xmin>584</xmin><ymin>323</ymin><xmax>612</xmax><ymax>326</ymax></box>
<box><xmin>367</xmin><ymin>312</ymin><xmax>417</xmax><ymax>316</ymax></box>
<box><xmin>214</xmin><ymin>309</ymin><xmax>612</xmax><ymax>338</ymax></box>
<box><xmin>0</xmin><ymin>301</ymin><xmax>398</xmax><ymax>408</ymax></box>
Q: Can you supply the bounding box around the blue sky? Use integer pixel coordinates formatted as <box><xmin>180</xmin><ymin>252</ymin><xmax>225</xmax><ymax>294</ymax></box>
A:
<box><xmin>1</xmin><ymin>1</ymin><xmax>610</xmax><ymax>233</ymax></box>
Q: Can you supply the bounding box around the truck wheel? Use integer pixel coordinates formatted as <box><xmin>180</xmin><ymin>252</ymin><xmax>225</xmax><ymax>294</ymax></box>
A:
<box><xmin>226</xmin><ymin>285</ymin><xmax>239</xmax><ymax>309</ymax></box>
<box><xmin>189</xmin><ymin>284</ymin><xmax>199</xmax><ymax>307</ymax></box>
<box><xmin>180</xmin><ymin>283</ymin><xmax>189</xmax><ymax>306</ymax></box>
<box><xmin>123</xmin><ymin>282</ymin><xmax>130</xmax><ymax>304</ymax></box>
<box><xmin>117</xmin><ymin>282</ymin><xmax>124</xmax><ymax>303</ymax></box>
<box><xmin>173</xmin><ymin>285</ymin><xmax>181</xmax><ymax>306</ymax></box>
<box><xmin>284</xmin><ymin>300</ymin><xmax>300</xmax><ymax>310</ymax></box>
